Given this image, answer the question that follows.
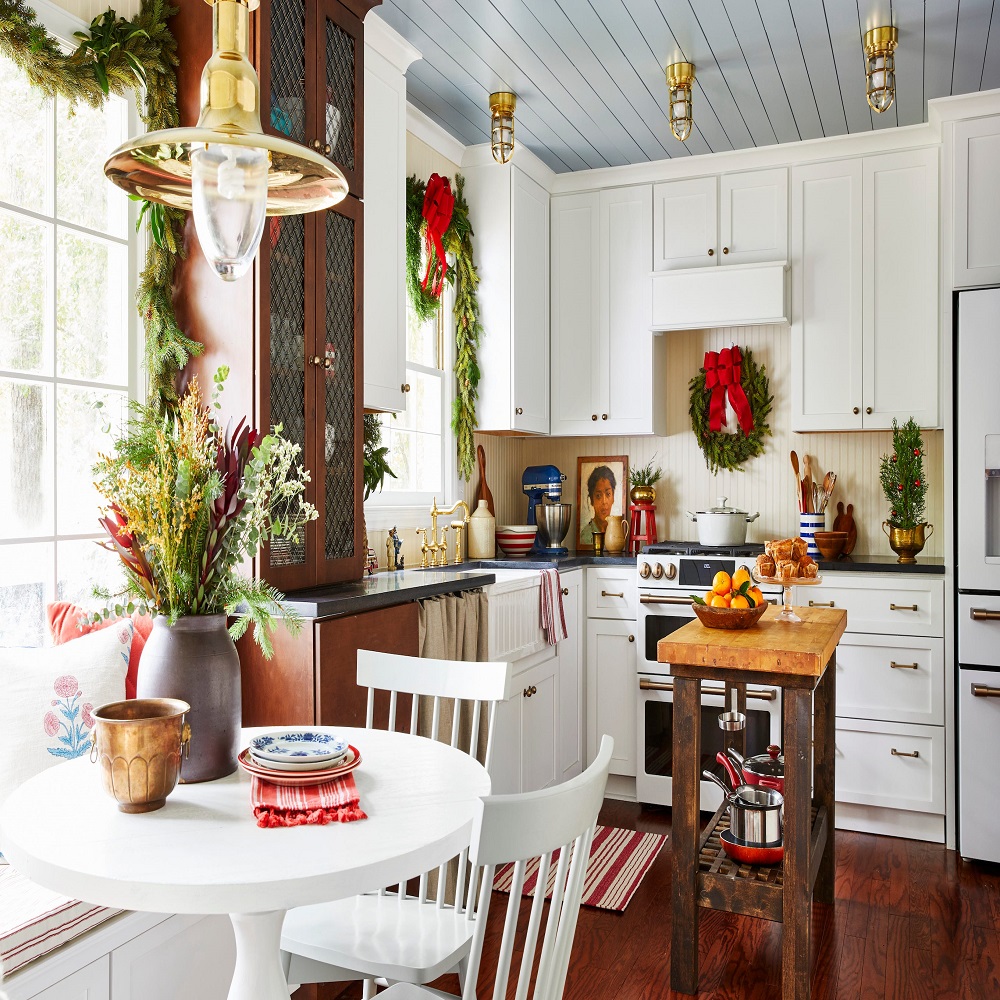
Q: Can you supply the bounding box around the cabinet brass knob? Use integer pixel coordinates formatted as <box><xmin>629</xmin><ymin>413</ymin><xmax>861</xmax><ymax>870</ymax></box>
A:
<box><xmin>853</xmin><ymin>407</ymin><xmax>860</xmax><ymax>415</ymax></box>
<box><xmin>592</xmin><ymin>414</ymin><xmax>598</xmax><ymax>421</ymax></box>
<box><xmin>523</xmin><ymin>685</ymin><xmax>537</xmax><ymax>698</ymax></box>
<box><xmin>515</xmin><ymin>407</ymin><xmax>523</xmax><ymax>415</ymax></box>
<box><xmin>311</xmin><ymin>138</ymin><xmax>322</xmax><ymax>150</ymax></box>
<box><xmin>866</xmin><ymin>406</ymin><xmax>873</xmax><ymax>415</ymax></box>
<box><xmin>602</xmin><ymin>413</ymin><xmax>608</xmax><ymax>420</ymax></box>
<box><xmin>324</xmin><ymin>143</ymin><xmax>332</xmax><ymax>155</ymax></box>
<box><xmin>722</xmin><ymin>246</ymin><xmax>729</xmax><ymax>254</ymax></box>
<box><xmin>628</xmin><ymin>634</ymin><xmax>635</xmax><ymax>643</ymax></box>
<box><xmin>707</xmin><ymin>248</ymin><xmax>715</xmax><ymax>256</ymax></box>
<box><xmin>401</xmin><ymin>383</ymin><xmax>410</xmax><ymax>392</ymax></box>
<box><xmin>561</xmin><ymin>587</ymin><xmax>569</xmax><ymax>596</ymax></box>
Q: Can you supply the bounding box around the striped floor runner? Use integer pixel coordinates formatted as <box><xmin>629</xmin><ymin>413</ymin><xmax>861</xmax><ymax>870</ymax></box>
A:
<box><xmin>492</xmin><ymin>825</ymin><xmax>667</xmax><ymax>913</ymax></box>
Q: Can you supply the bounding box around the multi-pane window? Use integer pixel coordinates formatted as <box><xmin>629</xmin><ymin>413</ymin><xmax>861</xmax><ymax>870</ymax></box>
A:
<box><xmin>0</xmin><ymin>52</ymin><xmax>134</xmax><ymax>646</ymax></box>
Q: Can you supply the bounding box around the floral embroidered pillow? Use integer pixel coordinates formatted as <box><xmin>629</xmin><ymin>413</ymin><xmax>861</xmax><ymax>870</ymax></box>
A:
<box><xmin>0</xmin><ymin>624</ymin><xmax>132</xmax><ymax>846</ymax></box>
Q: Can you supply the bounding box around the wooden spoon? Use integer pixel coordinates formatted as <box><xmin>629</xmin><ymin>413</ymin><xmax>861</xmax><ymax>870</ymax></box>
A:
<box><xmin>474</xmin><ymin>444</ymin><xmax>495</xmax><ymax>518</ymax></box>
<box><xmin>790</xmin><ymin>451</ymin><xmax>801</xmax><ymax>512</ymax></box>
<box><xmin>802</xmin><ymin>454</ymin><xmax>813</xmax><ymax>514</ymax></box>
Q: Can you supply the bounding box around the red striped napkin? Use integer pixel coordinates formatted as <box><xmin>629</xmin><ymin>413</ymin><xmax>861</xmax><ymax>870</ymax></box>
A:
<box><xmin>539</xmin><ymin>567</ymin><xmax>567</xmax><ymax>645</ymax></box>
<box><xmin>250</xmin><ymin>774</ymin><xmax>367</xmax><ymax>828</ymax></box>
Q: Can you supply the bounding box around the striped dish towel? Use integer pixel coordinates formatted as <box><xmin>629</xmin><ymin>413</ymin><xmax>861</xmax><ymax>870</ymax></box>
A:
<box><xmin>251</xmin><ymin>774</ymin><xmax>367</xmax><ymax>828</ymax></box>
<box><xmin>539</xmin><ymin>567</ymin><xmax>567</xmax><ymax>646</ymax></box>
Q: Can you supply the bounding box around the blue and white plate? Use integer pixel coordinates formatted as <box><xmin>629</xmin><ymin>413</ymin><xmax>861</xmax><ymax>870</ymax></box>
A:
<box><xmin>249</xmin><ymin>730</ymin><xmax>350</xmax><ymax>764</ymax></box>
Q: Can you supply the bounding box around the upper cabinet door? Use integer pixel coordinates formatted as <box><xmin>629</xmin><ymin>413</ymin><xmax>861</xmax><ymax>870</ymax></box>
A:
<box><xmin>317</xmin><ymin>0</ymin><xmax>363</xmax><ymax>197</ymax></box>
<box><xmin>863</xmin><ymin>148</ymin><xmax>939</xmax><ymax>430</ymax></box>
<box><xmin>550</xmin><ymin>192</ymin><xmax>601</xmax><ymax>436</ymax></box>
<box><xmin>511</xmin><ymin>169</ymin><xmax>550</xmax><ymax>434</ymax></box>
<box><xmin>719</xmin><ymin>168</ymin><xmax>788</xmax><ymax>265</ymax></box>
<box><xmin>791</xmin><ymin>159</ymin><xmax>864</xmax><ymax>431</ymax></box>
<box><xmin>603</xmin><ymin>185</ymin><xmax>655</xmax><ymax>434</ymax></box>
<box><xmin>954</xmin><ymin>116</ymin><xmax>1000</xmax><ymax>288</ymax></box>
<box><xmin>653</xmin><ymin>176</ymin><xmax>717</xmax><ymax>270</ymax></box>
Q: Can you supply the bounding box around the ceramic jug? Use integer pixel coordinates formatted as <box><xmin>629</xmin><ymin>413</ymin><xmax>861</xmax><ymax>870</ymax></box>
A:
<box><xmin>604</xmin><ymin>514</ymin><xmax>629</xmax><ymax>554</ymax></box>
<box><xmin>467</xmin><ymin>499</ymin><xmax>496</xmax><ymax>559</ymax></box>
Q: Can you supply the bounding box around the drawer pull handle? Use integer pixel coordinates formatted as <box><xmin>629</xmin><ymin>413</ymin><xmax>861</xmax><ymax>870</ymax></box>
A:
<box><xmin>890</xmin><ymin>748</ymin><xmax>920</xmax><ymax>759</ymax></box>
<box><xmin>972</xmin><ymin>684</ymin><xmax>1000</xmax><ymax>698</ymax></box>
<box><xmin>970</xmin><ymin>608</ymin><xmax>1000</xmax><ymax>621</ymax></box>
<box><xmin>890</xmin><ymin>603</ymin><xmax>918</xmax><ymax>612</ymax></box>
<box><xmin>601</xmin><ymin>590</ymin><xmax>624</xmax><ymax>598</ymax></box>
<box><xmin>523</xmin><ymin>685</ymin><xmax>537</xmax><ymax>698</ymax></box>
<box><xmin>638</xmin><ymin>678</ymin><xmax>776</xmax><ymax>701</ymax></box>
<box><xmin>809</xmin><ymin>600</ymin><xmax>835</xmax><ymax>608</ymax></box>
<box><xmin>890</xmin><ymin>661</ymin><xmax>918</xmax><ymax>670</ymax></box>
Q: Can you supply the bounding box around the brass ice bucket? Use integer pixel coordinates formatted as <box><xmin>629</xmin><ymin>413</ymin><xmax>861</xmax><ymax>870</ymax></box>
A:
<box><xmin>883</xmin><ymin>521</ymin><xmax>934</xmax><ymax>564</ymax></box>
<box><xmin>90</xmin><ymin>699</ymin><xmax>191</xmax><ymax>813</ymax></box>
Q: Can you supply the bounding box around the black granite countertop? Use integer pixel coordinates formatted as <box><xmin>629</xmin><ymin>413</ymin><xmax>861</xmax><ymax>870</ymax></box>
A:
<box><xmin>456</xmin><ymin>550</ymin><xmax>636</xmax><ymax>570</ymax></box>
<box><xmin>815</xmin><ymin>553</ymin><xmax>946</xmax><ymax>574</ymax></box>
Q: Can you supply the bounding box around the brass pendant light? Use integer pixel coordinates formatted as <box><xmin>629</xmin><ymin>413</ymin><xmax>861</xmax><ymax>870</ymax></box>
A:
<box><xmin>104</xmin><ymin>0</ymin><xmax>348</xmax><ymax>280</ymax></box>
<box><xmin>666</xmin><ymin>62</ymin><xmax>695</xmax><ymax>142</ymax></box>
<box><xmin>864</xmin><ymin>25</ymin><xmax>898</xmax><ymax>114</ymax></box>
<box><xmin>489</xmin><ymin>91</ymin><xmax>516</xmax><ymax>164</ymax></box>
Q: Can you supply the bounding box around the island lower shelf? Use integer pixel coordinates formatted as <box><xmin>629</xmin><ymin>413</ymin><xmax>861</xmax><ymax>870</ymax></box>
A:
<box><xmin>697</xmin><ymin>800</ymin><xmax>829</xmax><ymax>922</ymax></box>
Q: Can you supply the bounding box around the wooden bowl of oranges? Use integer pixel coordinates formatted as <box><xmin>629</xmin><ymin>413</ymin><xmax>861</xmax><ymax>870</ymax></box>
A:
<box><xmin>691</xmin><ymin>568</ymin><xmax>768</xmax><ymax>630</ymax></box>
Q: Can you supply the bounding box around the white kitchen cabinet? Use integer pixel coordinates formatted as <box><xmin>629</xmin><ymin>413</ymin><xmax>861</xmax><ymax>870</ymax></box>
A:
<box><xmin>791</xmin><ymin>148</ymin><xmax>939</xmax><ymax>431</ymax></box>
<box><xmin>25</xmin><ymin>959</ymin><xmax>109</xmax><ymax>1000</ymax></box>
<box><xmin>954</xmin><ymin>115</ymin><xmax>1000</xmax><ymax>288</ymax></box>
<box><xmin>586</xmin><ymin>618</ymin><xmax>637</xmax><ymax>778</ymax></box>
<box><xmin>557</xmin><ymin>570</ymin><xmax>584</xmax><ymax>781</ymax></box>
<box><xmin>464</xmin><ymin>160</ymin><xmax>549</xmax><ymax>434</ymax></box>
<box><xmin>550</xmin><ymin>186</ymin><xmax>665</xmax><ymax>437</ymax></box>
<box><xmin>362</xmin><ymin>20</ymin><xmax>419</xmax><ymax>412</ymax></box>
<box><xmin>653</xmin><ymin>168</ymin><xmax>787</xmax><ymax>271</ymax></box>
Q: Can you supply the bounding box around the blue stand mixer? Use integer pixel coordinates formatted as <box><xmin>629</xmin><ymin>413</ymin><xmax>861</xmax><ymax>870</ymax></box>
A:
<box><xmin>522</xmin><ymin>465</ymin><xmax>572</xmax><ymax>556</ymax></box>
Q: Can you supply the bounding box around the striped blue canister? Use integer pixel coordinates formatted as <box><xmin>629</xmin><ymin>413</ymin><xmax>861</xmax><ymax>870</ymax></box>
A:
<box><xmin>799</xmin><ymin>513</ymin><xmax>825</xmax><ymax>558</ymax></box>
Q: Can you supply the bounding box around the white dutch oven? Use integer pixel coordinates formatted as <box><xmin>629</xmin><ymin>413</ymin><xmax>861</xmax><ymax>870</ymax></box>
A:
<box><xmin>686</xmin><ymin>497</ymin><xmax>760</xmax><ymax>547</ymax></box>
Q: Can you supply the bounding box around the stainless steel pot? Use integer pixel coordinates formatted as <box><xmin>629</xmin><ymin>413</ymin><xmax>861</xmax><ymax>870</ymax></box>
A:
<box><xmin>727</xmin><ymin>785</ymin><xmax>783</xmax><ymax>847</ymax></box>
<box><xmin>686</xmin><ymin>497</ymin><xmax>760</xmax><ymax>547</ymax></box>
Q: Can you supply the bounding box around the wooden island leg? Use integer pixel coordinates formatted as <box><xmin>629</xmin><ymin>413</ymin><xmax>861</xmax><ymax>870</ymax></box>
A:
<box><xmin>671</xmin><ymin>675</ymin><xmax>701</xmax><ymax>995</ymax></box>
<box><xmin>782</xmin><ymin>686</ymin><xmax>813</xmax><ymax>1000</ymax></box>
<box><xmin>813</xmin><ymin>653</ymin><xmax>836</xmax><ymax>904</ymax></box>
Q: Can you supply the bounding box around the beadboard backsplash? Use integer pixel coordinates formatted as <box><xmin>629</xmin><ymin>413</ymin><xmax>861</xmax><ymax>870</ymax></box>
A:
<box><xmin>466</xmin><ymin>324</ymin><xmax>943</xmax><ymax>559</ymax></box>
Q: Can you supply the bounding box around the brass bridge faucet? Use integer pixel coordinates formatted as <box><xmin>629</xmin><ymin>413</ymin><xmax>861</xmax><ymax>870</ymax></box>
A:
<box><xmin>430</xmin><ymin>498</ymin><xmax>470</xmax><ymax>566</ymax></box>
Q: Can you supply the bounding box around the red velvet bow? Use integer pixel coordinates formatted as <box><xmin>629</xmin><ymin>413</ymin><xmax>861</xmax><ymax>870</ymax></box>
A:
<box><xmin>704</xmin><ymin>347</ymin><xmax>754</xmax><ymax>435</ymax></box>
<box><xmin>421</xmin><ymin>173</ymin><xmax>455</xmax><ymax>297</ymax></box>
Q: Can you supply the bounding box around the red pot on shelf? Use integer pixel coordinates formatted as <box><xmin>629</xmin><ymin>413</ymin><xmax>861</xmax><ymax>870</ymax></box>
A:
<box><xmin>740</xmin><ymin>745</ymin><xmax>784</xmax><ymax>794</ymax></box>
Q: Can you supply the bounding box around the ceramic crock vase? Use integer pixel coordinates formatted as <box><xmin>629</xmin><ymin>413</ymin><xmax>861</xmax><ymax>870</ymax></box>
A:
<box><xmin>883</xmin><ymin>521</ymin><xmax>934</xmax><ymax>564</ymax></box>
<box><xmin>137</xmin><ymin>615</ymin><xmax>241</xmax><ymax>782</ymax></box>
<box><xmin>603</xmin><ymin>514</ymin><xmax>630</xmax><ymax>554</ymax></box>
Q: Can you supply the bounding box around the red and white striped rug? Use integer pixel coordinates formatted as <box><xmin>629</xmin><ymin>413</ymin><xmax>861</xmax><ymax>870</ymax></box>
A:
<box><xmin>492</xmin><ymin>825</ymin><xmax>667</xmax><ymax>913</ymax></box>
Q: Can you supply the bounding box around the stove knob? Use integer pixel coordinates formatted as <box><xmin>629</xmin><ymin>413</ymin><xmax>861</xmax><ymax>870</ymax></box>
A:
<box><xmin>652</xmin><ymin>563</ymin><xmax>664</xmax><ymax>580</ymax></box>
<box><xmin>639</xmin><ymin>562</ymin><xmax>652</xmax><ymax>579</ymax></box>
<box><xmin>664</xmin><ymin>563</ymin><xmax>677</xmax><ymax>581</ymax></box>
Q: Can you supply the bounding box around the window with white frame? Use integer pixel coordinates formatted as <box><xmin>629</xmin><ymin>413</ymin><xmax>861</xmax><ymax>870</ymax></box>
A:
<box><xmin>0</xmin><ymin>48</ymin><xmax>136</xmax><ymax>647</ymax></box>
<box><xmin>368</xmin><ymin>292</ymin><xmax>456</xmax><ymax>518</ymax></box>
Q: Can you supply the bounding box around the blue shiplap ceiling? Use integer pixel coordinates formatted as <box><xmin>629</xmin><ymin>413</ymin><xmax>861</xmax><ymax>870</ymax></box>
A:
<box><xmin>373</xmin><ymin>0</ymin><xmax>1000</xmax><ymax>172</ymax></box>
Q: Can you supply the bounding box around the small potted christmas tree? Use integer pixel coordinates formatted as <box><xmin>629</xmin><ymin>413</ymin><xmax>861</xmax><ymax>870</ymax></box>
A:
<box><xmin>879</xmin><ymin>417</ymin><xmax>933</xmax><ymax>563</ymax></box>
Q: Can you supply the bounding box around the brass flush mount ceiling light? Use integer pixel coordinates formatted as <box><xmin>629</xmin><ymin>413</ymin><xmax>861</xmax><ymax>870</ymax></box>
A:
<box><xmin>666</xmin><ymin>62</ymin><xmax>695</xmax><ymax>142</ymax></box>
<box><xmin>489</xmin><ymin>91</ymin><xmax>516</xmax><ymax>164</ymax></box>
<box><xmin>104</xmin><ymin>0</ymin><xmax>348</xmax><ymax>281</ymax></box>
<box><xmin>864</xmin><ymin>25</ymin><xmax>898</xmax><ymax>114</ymax></box>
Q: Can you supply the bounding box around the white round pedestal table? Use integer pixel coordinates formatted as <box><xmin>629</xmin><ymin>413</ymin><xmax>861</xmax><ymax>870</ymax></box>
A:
<box><xmin>0</xmin><ymin>727</ymin><xmax>490</xmax><ymax>1000</ymax></box>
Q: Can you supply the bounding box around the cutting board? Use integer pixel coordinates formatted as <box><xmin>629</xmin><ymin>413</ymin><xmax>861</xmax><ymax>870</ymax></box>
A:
<box><xmin>832</xmin><ymin>502</ymin><xmax>857</xmax><ymax>555</ymax></box>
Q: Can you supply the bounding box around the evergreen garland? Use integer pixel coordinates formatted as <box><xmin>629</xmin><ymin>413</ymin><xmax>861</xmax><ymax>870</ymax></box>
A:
<box><xmin>879</xmin><ymin>417</ymin><xmax>928</xmax><ymax>529</ymax></box>
<box><xmin>405</xmin><ymin>174</ymin><xmax>484</xmax><ymax>481</ymax></box>
<box><xmin>688</xmin><ymin>348</ymin><xmax>773</xmax><ymax>474</ymax></box>
<box><xmin>0</xmin><ymin>0</ymin><xmax>195</xmax><ymax>408</ymax></box>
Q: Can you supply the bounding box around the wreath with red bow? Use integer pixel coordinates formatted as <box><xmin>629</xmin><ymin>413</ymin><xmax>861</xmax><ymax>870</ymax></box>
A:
<box><xmin>688</xmin><ymin>346</ymin><xmax>773</xmax><ymax>474</ymax></box>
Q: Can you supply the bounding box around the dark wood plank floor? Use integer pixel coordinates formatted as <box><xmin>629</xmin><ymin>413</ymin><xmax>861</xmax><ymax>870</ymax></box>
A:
<box><xmin>300</xmin><ymin>799</ymin><xmax>1000</xmax><ymax>1000</ymax></box>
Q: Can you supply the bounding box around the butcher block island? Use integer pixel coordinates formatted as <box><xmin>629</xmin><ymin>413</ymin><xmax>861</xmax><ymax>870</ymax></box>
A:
<box><xmin>658</xmin><ymin>606</ymin><xmax>847</xmax><ymax>1000</ymax></box>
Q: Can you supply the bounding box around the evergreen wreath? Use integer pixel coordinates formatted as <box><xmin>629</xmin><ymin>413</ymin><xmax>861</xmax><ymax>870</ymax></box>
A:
<box><xmin>405</xmin><ymin>173</ymin><xmax>484</xmax><ymax>481</ymax></box>
<box><xmin>688</xmin><ymin>347</ymin><xmax>773</xmax><ymax>474</ymax></box>
<box><xmin>0</xmin><ymin>0</ymin><xmax>195</xmax><ymax>409</ymax></box>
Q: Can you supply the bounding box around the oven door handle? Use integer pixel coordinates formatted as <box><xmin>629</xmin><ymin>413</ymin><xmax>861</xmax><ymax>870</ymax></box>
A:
<box><xmin>639</xmin><ymin>678</ymin><xmax>777</xmax><ymax>701</ymax></box>
<box><xmin>639</xmin><ymin>595</ymin><xmax>695</xmax><ymax>606</ymax></box>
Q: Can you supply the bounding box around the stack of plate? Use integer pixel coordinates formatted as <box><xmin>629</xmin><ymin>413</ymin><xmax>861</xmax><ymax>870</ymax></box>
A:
<box><xmin>238</xmin><ymin>730</ymin><xmax>361</xmax><ymax>786</ymax></box>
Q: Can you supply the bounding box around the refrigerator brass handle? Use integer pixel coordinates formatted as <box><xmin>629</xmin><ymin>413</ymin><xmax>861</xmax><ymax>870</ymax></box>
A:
<box><xmin>890</xmin><ymin>603</ymin><xmax>918</xmax><ymax>612</ymax></box>
<box><xmin>890</xmin><ymin>661</ymin><xmax>919</xmax><ymax>670</ymax></box>
<box><xmin>970</xmin><ymin>608</ymin><xmax>1000</xmax><ymax>621</ymax></box>
<box><xmin>972</xmin><ymin>684</ymin><xmax>1000</xmax><ymax>697</ymax></box>
<box><xmin>809</xmin><ymin>600</ymin><xmax>835</xmax><ymax>607</ymax></box>
<box><xmin>890</xmin><ymin>748</ymin><xmax>920</xmax><ymax>758</ymax></box>
<box><xmin>638</xmin><ymin>678</ymin><xmax>776</xmax><ymax>701</ymax></box>
<box><xmin>639</xmin><ymin>594</ymin><xmax>693</xmax><ymax>605</ymax></box>
<box><xmin>601</xmin><ymin>590</ymin><xmax>624</xmax><ymax>598</ymax></box>
<box><xmin>640</xmin><ymin>679</ymin><xmax>673</xmax><ymax>692</ymax></box>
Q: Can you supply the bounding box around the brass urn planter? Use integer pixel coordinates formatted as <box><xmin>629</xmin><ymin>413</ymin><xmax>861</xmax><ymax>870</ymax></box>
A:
<box><xmin>883</xmin><ymin>521</ymin><xmax>934</xmax><ymax>564</ymax></box>
<box><xmin>630</xmin><ymin>485</ymin><xmax>656</xmax><ymax>504</ymax></box>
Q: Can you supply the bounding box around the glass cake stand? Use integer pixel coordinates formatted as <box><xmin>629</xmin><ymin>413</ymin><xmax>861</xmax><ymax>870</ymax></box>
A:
<box><xmin>751</xmin><ymin>571</ymin><xmax>824</xmax><ymax>623</ymax></box>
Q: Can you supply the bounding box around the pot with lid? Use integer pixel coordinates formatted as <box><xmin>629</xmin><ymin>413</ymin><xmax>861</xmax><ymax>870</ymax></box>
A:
<box><xmin>734</xmin><ymin>744</ymin><xmax>785</xmax><ymax>794</ymax></box>
<box><xmin>686</xmin><ymin>496</ymin><xmax>760</xmax><ymax>547</ymax></box>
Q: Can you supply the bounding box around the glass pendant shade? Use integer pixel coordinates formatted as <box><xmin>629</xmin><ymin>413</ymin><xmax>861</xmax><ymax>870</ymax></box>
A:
<box><xmin>666</xmin><ymin>62</ymin><xmax>695</xmax><ymax>142</ymax></box>
<box><xmin>865</xmin><ymin>26</ymin><xmax>898</xmax><ymax>114</ymax></box>
<box><xmin>489</xmin><ymin>92</ymin><xmax>516</xmax><ymax>164</ymax></box>
<box><xmin>191</xmin><ymin>144</ymin><xmax>268</xmax><ymax>280</ymax></box>
<box><xmin>104</xmin><ymin>0</ymin><xmax>347</xmax><ymax>279</ymax></box>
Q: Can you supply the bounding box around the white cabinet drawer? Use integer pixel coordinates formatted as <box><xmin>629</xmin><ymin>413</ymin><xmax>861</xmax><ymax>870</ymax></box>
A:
<box><xmin>793</xmin><ymin>576</ymin><xmax>943</xmax><ymax>637</ymax></box>
<box><xmin>836</xmin><ymin>634</ymin><xmax>944</xmax><ymax>725</ymax></box>
<box><xmin>586</xmin><ymin>567</ymin><xmax>637</xmax><ymax>619</ymax></box>
<box><xmin>958</xmin><ymin>593</ymin><xmax>1000</xmax><ymax>667</ymax></box>
<box><xmin>835</xmin><ymin>719</ymin><xmax>945</xmax><ymax>814</ymax></box>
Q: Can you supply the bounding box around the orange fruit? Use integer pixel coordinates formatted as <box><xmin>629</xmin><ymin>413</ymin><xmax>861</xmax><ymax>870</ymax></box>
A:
<box><xmin>704</xmin><ymin>591</ymin><xmax>715</xmax><ymax>605</ymax></box>
<box><xmin>748</xmin><ymin>587</ymin><xmax>765</xmax><ymax>607</ymax></box>
<box><xmin>712</xmin><ymin>571</ymin><xmax>732</xmax><ymax>596</ymax></box>
<box><xmin>730</xmin><ymin>594</ymin><xmax>750</xmax><ymax>609</ymax></box>
<box><xmin>732</xmin><ymin>566</ymin><xmax>752</xmax><ymax>590</ymax></box>
<box><xmin>709</xmin><ymin>594</ymin><xmax>730</xmax><ymax>608</ymax></box>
